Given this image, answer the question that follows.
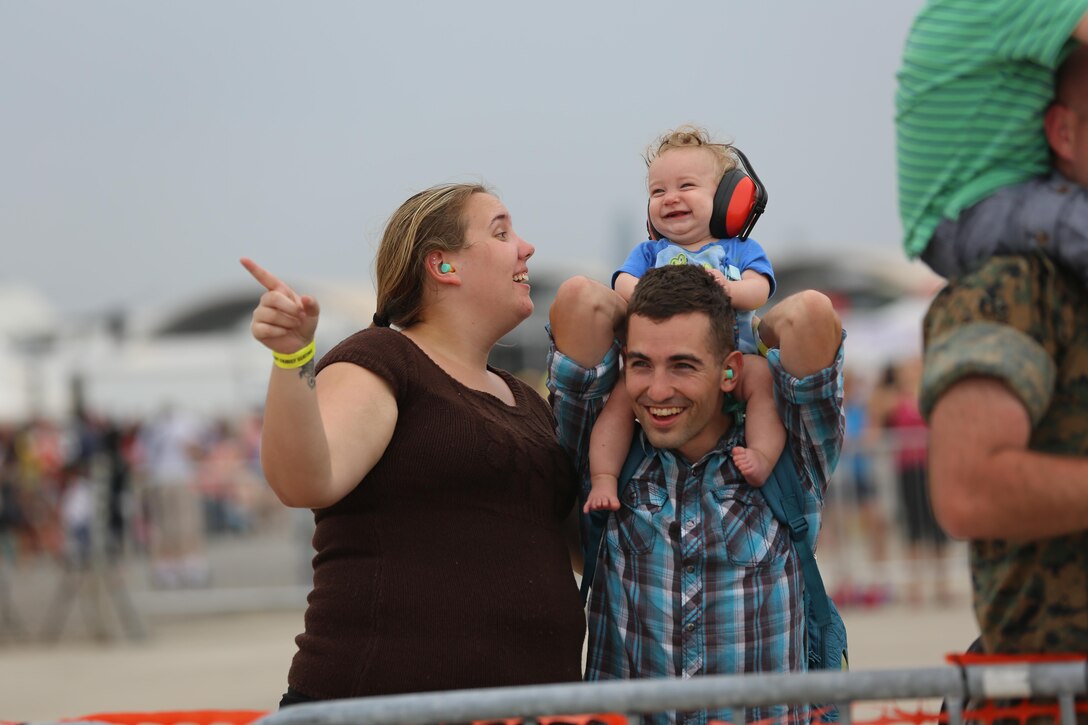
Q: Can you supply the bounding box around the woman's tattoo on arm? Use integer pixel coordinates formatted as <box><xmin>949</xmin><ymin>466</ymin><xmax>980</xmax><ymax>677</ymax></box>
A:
<box><xmin>299</xmin><ymin>359</ymin><xmax>316</xmax><ymax>390</ymax></box>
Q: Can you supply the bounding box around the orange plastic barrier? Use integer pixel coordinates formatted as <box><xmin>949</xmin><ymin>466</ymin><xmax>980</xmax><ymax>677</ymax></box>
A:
<box><xmin>946</xmin><ymin>651</ymin><xmax>1088</xmax><ymax>666</ymax></box>
<box><xmin>60</xmin><ymin>710</ymin><xmax>268</xmax><ymax>725</ymax></box>
<box><xmin>4</xmin><ymin>712</ymin><xmax>622</xmax><ymax>725</ymax></box>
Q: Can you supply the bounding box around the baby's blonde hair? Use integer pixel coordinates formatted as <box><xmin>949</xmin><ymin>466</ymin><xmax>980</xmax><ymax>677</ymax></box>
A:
<box><xmin>644</xmin><ymin>124</ymin><xmax>737</xmax><ymax>181</ymax></box>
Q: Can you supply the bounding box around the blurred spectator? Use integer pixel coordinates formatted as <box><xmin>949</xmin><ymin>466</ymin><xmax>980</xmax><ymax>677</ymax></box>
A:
<box><xmin>100</xmin><ymin>421</ymin><xmax>133</xmax><ymax>557</ymax></box>
<box><xmin>0</xmin><ymin>427</ymin><xmax>22</xmax><ymax>564</ymax></box>
<box><xmin>138</xmin><ymin>406</ymin><xmax>209</xmax><ymax>588</ymax></box>
<box><xmin>826</xmin><ymin>368</ymin><xmax>892</xmax><ymax>607</ymax></box>
<box><xmin>200</xmin><ymin>418</ymin><xmax>264</xmax><ymax>536</ymax></box>
<box><xmin>58</xmin><ymin>460</ymin><xmax>94</xmax><ymax>567</ymax></box>
<box><xmin>13</xmin><ymin>419</ymin><xmax>66</xmax><ymax>558</ymax></box>
<box><xmin>877</xmin><ymin>359</ymin><xmax>952</xmax><ymax>606</ymax></box>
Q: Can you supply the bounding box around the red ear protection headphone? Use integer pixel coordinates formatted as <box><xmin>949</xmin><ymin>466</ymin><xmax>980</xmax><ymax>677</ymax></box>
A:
<box><xmin>646</xmin><ymin>146</ymin><xmax>768</xmax><ymax>242</ymax></box>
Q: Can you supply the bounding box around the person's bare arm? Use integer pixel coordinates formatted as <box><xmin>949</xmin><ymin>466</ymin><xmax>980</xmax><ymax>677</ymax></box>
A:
<box><xmin>243</xmin><ymin>258</ymin><xmax>397</xmax><ymax>509</ymax></box>
<box><xmin>613</xmin><ymin>272</ymin><xmax>639</xmax><ymax>302</ymax></box>
<box><xmin>754</xmin><ymin>290</ymin><xmax>842</xmax><ymax>378</ymax></box>
<box><xmin>550</xmin><ymin>276</ymin><xmax>627</xmax><ymax>367</ymax></box>
<box><xmin>1072</xmin><ymin>10</ymin><xmax>1088</xmax><ymax>42</ymax></box>
<box><xmin>928</xmin><ymin>376</ymin><xmax>1088</xmax><ymax>540</ymax></box>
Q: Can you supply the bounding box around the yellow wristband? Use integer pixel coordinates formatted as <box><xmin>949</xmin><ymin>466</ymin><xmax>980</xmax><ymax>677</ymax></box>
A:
<box><xmin>753</xmin><ymin>318</ymin><xmax>770</xmax><ymax>358</ymax></box>
<box><xmin>273</xmin><ymin>341</ymin><xmax>316</xmax><ymax>369</ymax></box>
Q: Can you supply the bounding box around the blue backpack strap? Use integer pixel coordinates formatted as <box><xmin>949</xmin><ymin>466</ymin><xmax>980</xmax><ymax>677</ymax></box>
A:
<box><xmin>760</xmin><ymin>453</ymin><xmax>834</xmax><ymax>630</ymax></box>
<box><xmin>764</xmin><ymin>451</ymin><xmax>848</xmax><ymax>722</ymax></box>
<box><xmin>580</xmin><ymin>433</ymin><xmax>645</xmax><ymax>605</ymax></box>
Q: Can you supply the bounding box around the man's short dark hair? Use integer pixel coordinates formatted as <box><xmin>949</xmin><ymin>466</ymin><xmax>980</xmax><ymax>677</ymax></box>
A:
<box><xmin>1055</xmin><ymin>43</ymin><xmax>1088</xmax><ymax>109</ymax></box>
<box><xmin>625</xmin><ymin>265</ymin><xmax>737</xmax><ymax>359</ymax></box>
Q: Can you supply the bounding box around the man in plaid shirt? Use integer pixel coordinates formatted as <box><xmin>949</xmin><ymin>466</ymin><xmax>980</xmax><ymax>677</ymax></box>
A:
<box><xmin>547</xmin><ymin>265</ymin><xmax>845</xmax><ymax>725</ymax></box>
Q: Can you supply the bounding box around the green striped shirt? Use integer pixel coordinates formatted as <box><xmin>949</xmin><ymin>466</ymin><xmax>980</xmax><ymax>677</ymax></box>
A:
<box><xmin>896</xmin><ymin>0</ymin><xmax>1088</xmax><ymax>257</ymax></box>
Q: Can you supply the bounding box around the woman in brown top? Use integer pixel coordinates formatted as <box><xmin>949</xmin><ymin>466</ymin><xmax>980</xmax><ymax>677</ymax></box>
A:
<box><xmin>241</xmin><ymin>183</ymin><xmax>585</xmax><ymax>705</ymax></box>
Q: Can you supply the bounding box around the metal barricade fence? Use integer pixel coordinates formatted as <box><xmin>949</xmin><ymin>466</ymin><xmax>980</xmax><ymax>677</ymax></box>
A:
<box><xmin>43</xmin><ymin>660</ymin><xmax>1088</xmax><ymax>725</ymax></box>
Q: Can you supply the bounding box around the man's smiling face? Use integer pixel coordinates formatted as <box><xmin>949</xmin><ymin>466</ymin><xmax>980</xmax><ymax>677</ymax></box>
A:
<box><xmin>623</xmin><ymin>311</ymin><xmax>741</xmax><ymax>462</ymax></box>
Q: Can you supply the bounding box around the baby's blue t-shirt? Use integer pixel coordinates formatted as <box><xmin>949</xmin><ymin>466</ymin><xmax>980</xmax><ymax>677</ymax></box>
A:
<box><xmin>613</xmin><ymin>237</ymin><xmax>776</xmax><ymax>354</ymax></box>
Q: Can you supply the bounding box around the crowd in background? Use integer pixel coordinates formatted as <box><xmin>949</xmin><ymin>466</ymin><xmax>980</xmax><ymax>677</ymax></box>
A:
<box><xmin>0</xmin><ymin>406</ymin><xmax>281</xmax><ymax>586</ymax></box>
<box><xmin>824</xmin><ymin>356</ymin><xmax>954</xmax><ymax>610</ymax></box>
<box><xmin>0</xmin><ymin>358</ymin><xmax>953</xmax><ymax>606</ymax></box>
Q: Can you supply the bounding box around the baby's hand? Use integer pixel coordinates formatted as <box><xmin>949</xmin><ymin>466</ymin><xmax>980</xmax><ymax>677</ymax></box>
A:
<box><xmin>707</xmin><ymin>269</ymin><xmax>731</xmax><ymax>296</ymax></box>
<box><xmin>707</xmin><ymin>268</ymin><xmax>729</xmax><ymax>285</ymax></box>
<box><xmin>583</xmin><ymin>491</ymin><xmax>621</xmax><ymax>513</ymax></box>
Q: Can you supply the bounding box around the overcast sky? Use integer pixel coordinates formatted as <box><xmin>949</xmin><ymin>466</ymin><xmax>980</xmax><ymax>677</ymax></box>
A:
<box><xmin>1</xmin><ymin>1</ymin><xmax>924</xmax><ymax>317</ymax></box>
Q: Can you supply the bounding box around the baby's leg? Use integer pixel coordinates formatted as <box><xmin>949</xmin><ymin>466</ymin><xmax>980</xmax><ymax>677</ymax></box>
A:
<box><xmin>587</xmin><ymin>387</ymin><xmax>634</xmax><ymax>512</ymax></box>
<box><xmin>731</xmin><ymin>354</ymin><xmax>787</xmax><ymax>486</ymax></box>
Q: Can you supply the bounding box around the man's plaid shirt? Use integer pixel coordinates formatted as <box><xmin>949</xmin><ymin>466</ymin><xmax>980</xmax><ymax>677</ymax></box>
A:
<box><xmin>547</xmin><ymin>332</ymin><xmax>845</xmax><ymax>725</ymax></box>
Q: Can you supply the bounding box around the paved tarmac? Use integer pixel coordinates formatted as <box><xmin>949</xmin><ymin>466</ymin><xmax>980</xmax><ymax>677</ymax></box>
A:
<box><xmin>0</xmin><ymin>596</ymin><xmax>979</xmax><ymax>722</ymax></box>
<box><xmin>0</xmin><ymin>526</ymin><xmax>980</xmax><ymax>723</ymax></box>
